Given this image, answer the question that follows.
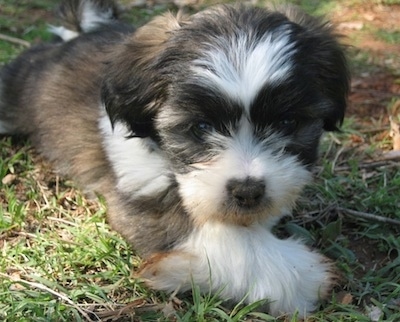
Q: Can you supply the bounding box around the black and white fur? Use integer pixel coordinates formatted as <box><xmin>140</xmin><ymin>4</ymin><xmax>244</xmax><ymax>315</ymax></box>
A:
<box><xmin>0</xmin><ymin>0</ymin><xmax>349</xmax><ymax>317</ymax></box>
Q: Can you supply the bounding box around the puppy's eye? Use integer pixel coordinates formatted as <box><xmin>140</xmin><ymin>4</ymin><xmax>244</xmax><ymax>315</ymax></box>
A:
<box><xmin>279</xmin><ymin>118</ymin><xmax>298</xmax><ymax>134</ymax></box>
<box><xmin>190</xmin><ymin>121</ymin><xmax>215</xmax><ymax>141</ymax></box>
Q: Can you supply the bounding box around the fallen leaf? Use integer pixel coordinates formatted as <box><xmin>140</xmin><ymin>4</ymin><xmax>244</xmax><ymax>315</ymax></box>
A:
<box><xmin>8</xmin><ymin>272</ymin><xmax>27</xmax><ymax>291</ymax></box>
<box><xmin>389</xmin><ymin>116</ymin><xmax>400</xmax><ymax>150</ymax></box>
<box><xmin>2</xmin><ymin>174</ymin><xmax>17</xmax><ymax>185</ymax></box>
<box><xmin>336</xmin><ymin>291</ymin><xmax>353</xmax><ymax>305</ymax></box>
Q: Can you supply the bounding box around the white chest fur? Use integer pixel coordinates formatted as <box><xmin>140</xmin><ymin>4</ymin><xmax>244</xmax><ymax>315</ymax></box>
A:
<box><xmin>98</xmin><ymin>115</ymin><xmax>172</xmax><ymax>198</ymax></box>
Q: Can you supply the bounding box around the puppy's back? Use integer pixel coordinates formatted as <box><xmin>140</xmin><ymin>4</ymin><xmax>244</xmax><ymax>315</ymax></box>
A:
<box><xmin>0</xmin><ymin>0</ymin><xmax>132</xmax><ymax>190</ymax></box>
<box><xmin>0</xmin><ymin>0</ymin><xmax>124</xmax><ymax>133</ymax></box>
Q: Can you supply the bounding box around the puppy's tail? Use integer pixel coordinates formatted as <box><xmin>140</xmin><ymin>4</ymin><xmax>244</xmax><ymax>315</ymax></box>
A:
<box><xmin>50</xmin><ymin>0</ymin><xmax>120</xmax><ymax>41</ymax></box>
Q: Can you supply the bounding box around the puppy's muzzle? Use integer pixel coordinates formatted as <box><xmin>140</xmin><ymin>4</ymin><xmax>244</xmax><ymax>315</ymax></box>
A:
<box><xmin>226</xmin><ymin>177</ymin><xmax>265</xmax><ymax>209</ymax></box>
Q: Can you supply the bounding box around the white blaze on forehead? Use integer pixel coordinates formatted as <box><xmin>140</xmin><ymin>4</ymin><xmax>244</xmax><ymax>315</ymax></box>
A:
<box><xmin>191</xmin><ymin>27</ymin><xmax>296</xmax><ymax>111</ymax></box>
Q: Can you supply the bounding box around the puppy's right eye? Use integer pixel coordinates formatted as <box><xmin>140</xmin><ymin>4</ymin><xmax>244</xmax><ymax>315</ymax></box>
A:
<box><xmin>190</xmin><ymin>121</ymin><xmax>215</xmax><ymax>142</ymax></box>
<box><xmin>279</xmin><ymin>118</ymin><xmax>298</xmax><ymax>134</ymax></box>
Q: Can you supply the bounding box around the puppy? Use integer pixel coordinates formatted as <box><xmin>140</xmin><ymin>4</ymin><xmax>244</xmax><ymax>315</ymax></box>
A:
<box><xmin>0</xmin><ymin>0</ymin><xmax>349</xmax><ymax>317</ymax></box>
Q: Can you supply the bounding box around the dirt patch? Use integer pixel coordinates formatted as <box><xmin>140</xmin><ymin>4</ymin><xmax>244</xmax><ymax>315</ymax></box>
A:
<box><xmin>349</xmin><ymin>73</ymin><xmax>400</xmax><ymax>120</ymax></box>
<box><xmin>331</xmin><ymin>3</ymin><xmax>400</xmax><ymax>122</ymax></box>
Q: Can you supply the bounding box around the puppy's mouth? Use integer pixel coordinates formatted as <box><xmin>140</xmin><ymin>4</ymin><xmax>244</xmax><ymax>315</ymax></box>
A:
<box><xmin>218</xmin><ymin>204</ymin><xmax>274</xmax><ymax>227</ymax></box>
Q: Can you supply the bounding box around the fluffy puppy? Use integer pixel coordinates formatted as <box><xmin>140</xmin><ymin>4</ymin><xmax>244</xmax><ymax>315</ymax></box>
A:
<box><xmin>0</xmin><ymin>0</ymin><xmax>349</xmax><ymax>317</ymax></box>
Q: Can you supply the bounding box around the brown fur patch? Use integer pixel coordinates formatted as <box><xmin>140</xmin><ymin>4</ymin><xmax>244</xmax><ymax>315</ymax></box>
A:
<box><xmin>131</xmin><ymin>12</ymin><xmax>189</xmax><ymax>67</ymax></box>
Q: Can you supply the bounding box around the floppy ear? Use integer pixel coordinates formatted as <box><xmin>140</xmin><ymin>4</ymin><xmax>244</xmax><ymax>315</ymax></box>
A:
<box><xmin>276</xmin><ymin>5</ymin><xmax>350</xmax><ymax>131</ymax></box>
<box><xmin>102</xmin><ymin>12</ymin><xmax>188</xmax><ymax>139</ymax></box>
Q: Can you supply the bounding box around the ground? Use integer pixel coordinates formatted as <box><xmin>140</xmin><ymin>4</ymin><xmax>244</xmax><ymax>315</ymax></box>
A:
<box><xmin>334</xmin><ymin>2</ymin><xmax>400</xmax><ymax>120</ymax></box>
<box><xmin>338</xmin><ymin>12</ymin><xmax>400</xmax><ymax>271</ymax></box>
<box><xmin>0</xmin><ymin>0</ymin><xmax>399</xmax><ymax>321</ymax></box>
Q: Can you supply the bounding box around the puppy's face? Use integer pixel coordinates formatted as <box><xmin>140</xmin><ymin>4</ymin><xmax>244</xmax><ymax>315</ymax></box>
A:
<box><xmin>103</xmin><ymin>5</ymin><xmax>349</xmax><ymax>226</ymax></box>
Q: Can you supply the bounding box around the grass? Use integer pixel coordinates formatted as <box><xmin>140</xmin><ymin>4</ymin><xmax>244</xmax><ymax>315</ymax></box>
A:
<box><xmin>1</xmin><ymin>0</ymin><xmax>400</xmax><ymax>321</ymax></box>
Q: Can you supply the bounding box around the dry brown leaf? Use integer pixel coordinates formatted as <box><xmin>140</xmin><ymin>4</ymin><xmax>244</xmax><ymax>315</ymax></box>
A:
<box><xmin>2</xmin><ymin>173</ymin><xmax>17</xmax><ymax>185</ymax></box>
<box><xmin>389</xmin><ymin>116</ymin><xmax>400</xmax><ymax>150</ymax></box>
<box><xmin>336</xmin><ymin>291</ymin><xmax>353</xmax><ymax>305</ymax></box>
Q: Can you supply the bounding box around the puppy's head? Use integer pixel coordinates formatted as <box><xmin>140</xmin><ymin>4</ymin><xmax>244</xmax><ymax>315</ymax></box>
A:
<box><xmin>102</xmin><ymin>4</ymin><xmax>349</xmax><ymax>226</ymax></box>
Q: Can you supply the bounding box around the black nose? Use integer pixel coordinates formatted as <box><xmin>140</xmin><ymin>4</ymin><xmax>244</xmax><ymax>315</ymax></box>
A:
<box><xmin>226</xmin><ymin>178</ymin><xmax>265</xmax><ymax>209</ymax></box>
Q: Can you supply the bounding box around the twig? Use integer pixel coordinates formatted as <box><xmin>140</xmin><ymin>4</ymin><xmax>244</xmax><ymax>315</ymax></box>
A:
<box><xmin>358</xmin><ymin>127</ymin><xmax>388</xmax><ymax>134</ymax></box>
<box><xmin>331</xmin><ymin>146</ymin><xmax>346</xmax><ymax>173</ymax></box>
<box><xmin>337</xmin><ymin>207</ymin><xmax>400</xmax><ymax>226</ymax></box>
<box><xmin>333</xmin><ymin>160</ymin><xmax>397</xmax><ymax>172</ymax></box>
<box><xmin>94</xmin><ymin>301</ymin><xmax>163</xmax><ymax>319</ymax></box>
<box><xmin>351</xmin><ymin>88</ymin><xmax>395</xmax><ymax>99</ymax></box>
<box><xmin>47</xmin><ymin>216</ymin><xmax>79</xmax><ymax>227</ymax></box>
<box><xmin>295</xmin><ymin>204</ymin><xmax>337</xmax><ymax>225</ymax></box>
<box><xmin>382</xmin><ymin>150</ymin><xmax>400</xmax><ymax>160</ymax></box>
<box><xmin>0</xmin><ymin>33</ymin><xmax>30</xmax><ymax>48</ymax></box>
<box><xmin>332</xmin><ymin>152</ymin><xmax>400</xmax><ymax>171</ymax></box>
<box><xmin>15</xmin><ymin>231</ymin><xmax>38</xmax><ymax>239</ymax></box>
<box><xmin>0</xmin><ymin>273</ymin><xmax>96</xmax><ymax>321</ymax></box>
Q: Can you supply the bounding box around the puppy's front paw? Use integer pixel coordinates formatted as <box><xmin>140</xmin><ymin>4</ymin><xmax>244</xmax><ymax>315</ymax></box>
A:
<box><xmin>265</xmin><ymin>249</ymin><xmax>335</xmax><ymax>317</ymax></box>
<box><xmin>135</xmin><ymin>232</ymin><xmax>335</xmax><ymax>318</ymax></box>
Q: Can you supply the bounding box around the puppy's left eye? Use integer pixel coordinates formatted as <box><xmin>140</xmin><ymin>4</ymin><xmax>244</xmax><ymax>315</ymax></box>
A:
<box><xmin>190</xmin><ymin>121</ymin><xmax>215</xmax><ymax>142</ymax></box>
<box><xmin>279</xmin><ymin>118</ymin><xmax>298</xmax><ymax>134</ymax></box>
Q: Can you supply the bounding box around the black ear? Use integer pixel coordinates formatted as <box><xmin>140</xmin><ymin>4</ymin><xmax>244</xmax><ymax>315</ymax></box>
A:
<box><xmin>101</xmin><ymin>65</ymin><xmax>163</xmax><ymax>139</ymax></box>
<box><xmin>101</xmin><ymin>12</ymin><xmax>188</xmax><ymax>139</ymax></box>
<box><xmin>277</xmin><ymin>5</ymin><xmax>350</xmax><ymax>131</ymax></box>
<box><xmin>312</xmin><ymin>35</ymin><xmax>350</xmax><ymax>132</ymax></box>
